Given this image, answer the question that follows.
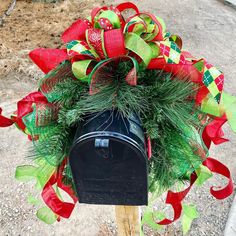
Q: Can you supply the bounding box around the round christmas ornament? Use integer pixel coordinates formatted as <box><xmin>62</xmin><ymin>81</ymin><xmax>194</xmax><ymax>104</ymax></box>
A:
<box><xmin>0</xmin><ymin>1</ymin><xmax>235</xmax><ymax>232</ymax></box>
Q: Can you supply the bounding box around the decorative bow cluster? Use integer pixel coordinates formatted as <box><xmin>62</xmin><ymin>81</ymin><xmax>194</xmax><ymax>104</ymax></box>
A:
<box><xmin>28</xmin><ymin>2</ymin><xmax>236</xmax><ymax>128</ymax></box>
<box><xmin>0</xmin><ymin>1</ymin><xmax>235</xmax><ymax>228</ymax></box>
<box><xmin>29</xmin><ymin>2</ymin><xmax>225</xmax><ymax>103</ymax></box>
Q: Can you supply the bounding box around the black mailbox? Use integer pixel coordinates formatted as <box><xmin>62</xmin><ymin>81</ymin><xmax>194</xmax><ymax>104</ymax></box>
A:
<box><xmin>69</xmin><ymin>110</ymin><xmax>148</xmax><ymax>206</ymax></box>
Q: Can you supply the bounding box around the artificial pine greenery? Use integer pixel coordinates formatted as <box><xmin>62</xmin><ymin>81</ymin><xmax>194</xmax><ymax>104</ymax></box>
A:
<box><xmin>58</xmin><ymin>80</ymin><xmax>148</xmax><ymax>127</ymax></box>
<box><xmin>27</xmin><ymin>60</ymin><xmax>207</xmax><ymax>193</ymax></box>
<box><xmin>138</xmin><ymin>70</ymin><xmax>206</xmax><ymax>191</ymax></box>
<box><xmin>29</xmin><ymin>125</ymin><xmax>74</xmax><ymax>167</ymax></box>
<box><xmin>52</xmin><ymin>77</ymin><xmax>88</xmax><ymax>107</ymax></box>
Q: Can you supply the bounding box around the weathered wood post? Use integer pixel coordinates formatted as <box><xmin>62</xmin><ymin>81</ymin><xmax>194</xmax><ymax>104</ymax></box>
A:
<box><xmin>115</xmin><ymin>206</ymin><xmax>141</xmax><ymax>236</ymax></box>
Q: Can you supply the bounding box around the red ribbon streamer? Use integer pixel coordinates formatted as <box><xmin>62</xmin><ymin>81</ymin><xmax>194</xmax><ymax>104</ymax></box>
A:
<box><xmin>203</xmin><ymin>157</ymin><xmax>234</xmax><ymax>199</ymax></box>
<box><xmin>29</xmin><ymin>49</ymin><xmax>68</xmax><ymax>74</ymax></box>
<box><xmin>202</xmin><ymin>115</ymin><xmax>229</xmax><ymax>149</ymax></box>
<box><xmin>0</xmin><ymin>107</ymin><xmax>14</xmax><ymax>127</ymax></box>
<box><xmin>15</xmin><ymin>92</ymin><xmax>48</xmax><ymax>131</ymax></box>
<box><xmin>42</xmin><ymin>159</ymin><xmax>78</xmax><ymax>219</ymax></box>
<box><xmin>157</xmin><ymin>156</ymin><xmax>233</xmax><ymax>225</ymax></box>
<box><xmin>61</xmin><ymin>19</ymin><xmax>92</xmax><ymax>43</ymax></box>
<box><xmin>147</xmin><ymin>137</ymin><xmax>152</xmax><ymax>160</ymax></box>
<box><xmin>148</xmin><ymin>58</ymin><xmax>203</xmax><ymax>84</ymax></box>
<box><xmin>157</xmin><ymin>172</ymin><xmax>197</xmax><ymax>225</ymax></box>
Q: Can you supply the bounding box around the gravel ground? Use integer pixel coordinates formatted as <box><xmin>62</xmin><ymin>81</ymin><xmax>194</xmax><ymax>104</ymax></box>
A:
<box><xmin>0</xmin><ymin>0</ymin><xmax>236</xmax><ymax>235</ymax></box>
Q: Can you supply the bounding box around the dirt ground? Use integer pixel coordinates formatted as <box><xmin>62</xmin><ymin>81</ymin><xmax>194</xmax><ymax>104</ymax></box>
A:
<box><xmin>0</xmin><ymin>0</ymin><xmax>236</xmax><ymax>235</ymax></box>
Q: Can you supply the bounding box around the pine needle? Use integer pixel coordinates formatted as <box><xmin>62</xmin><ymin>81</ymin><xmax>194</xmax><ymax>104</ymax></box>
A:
<box><xmin>59</xmin><ymin>80</ymin><xmax>149</xmax><ymax>127</ymax></box>
<box><xmin>28</xmin><ymin>125</ymin><xmax>74</xmax><ymax>166</ymax></box>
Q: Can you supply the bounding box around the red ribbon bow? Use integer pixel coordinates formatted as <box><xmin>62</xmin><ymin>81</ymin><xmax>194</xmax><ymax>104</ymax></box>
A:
<box><xmin>0</xmin><ymin>92</ymin><xmax>48</xmax><ymax>133</ymax></box>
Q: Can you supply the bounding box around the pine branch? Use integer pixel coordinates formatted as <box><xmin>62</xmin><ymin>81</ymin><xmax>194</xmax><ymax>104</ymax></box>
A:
<box><xmin>28</xmin><ymin>125</ymin><xmax>74</xmax><ymax>166</ymax></box>
<box><xmin>141</xmin><ymin>76</ymin><xmax>203</xmax><ymax>138</ymax></box>
<box><xmin>149</xmin><ymin>127</ymin><xmax>202</xmax><ymax>192</ymax></box>
<box><xmin>59</xmin><ymin>80</ymin><xmax>149</xmax><ymax>127</ymax></box>
<box><xmin>52</xmin><ymin>78</ymin><xmax>88</xmax><ymax>107</ymax></box>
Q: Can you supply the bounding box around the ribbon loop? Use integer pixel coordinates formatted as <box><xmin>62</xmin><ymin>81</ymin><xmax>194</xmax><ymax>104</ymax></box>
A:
<box><xmin>86</xmin><ymin>28</ymin><xmax>107</xmax><ymax>59</ymax></box>
<box><xmin>61</xmin><ymin>19</ymin><xmax>92</xmax><ymax>43</ymax></box>
<box><xmin>125</xmin><ymin>33</ymin><xmax>153</xmax><ymax>66</ymax></box>
<box><xmin>104</xmin><ymin>29</ymin><xmax>126</xmax><ymax>58</ymax></box>
<box><xmin>117</xmin><ymin>2</ymin><xmax>139</xmax><ymax>14</ymax></box>
<box><xmin>67</xmin><ymin>40</ymin><xmax>99</xmax><ymax>60</ymax></box>
<box><xmin>89</xmin><ymin>56</ymin><xmax>139</xmax><ymax>95</ymax></box>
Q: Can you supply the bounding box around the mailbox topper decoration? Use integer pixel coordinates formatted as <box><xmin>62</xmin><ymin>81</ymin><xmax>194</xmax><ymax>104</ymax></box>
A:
<box><xmin>0</xmin><ymin>1</ymin><xmax>235</xmax><ymax>228</ymax></box>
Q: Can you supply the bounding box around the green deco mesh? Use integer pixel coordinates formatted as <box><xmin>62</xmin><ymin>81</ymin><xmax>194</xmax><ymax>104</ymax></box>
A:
<box><xmin>23</xmin><ymin>102</ymin><xmax>59</xmax><ymax>133</ymax></box>
<box><xmin>23</xmin><ymin>104</ymin><xmax>71</xmax><ymax>167</ymax></box>
<box><xmin>148</xmin><ymin>124</ymin><xmax>207</xmax><ymax>192</ymax></box>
